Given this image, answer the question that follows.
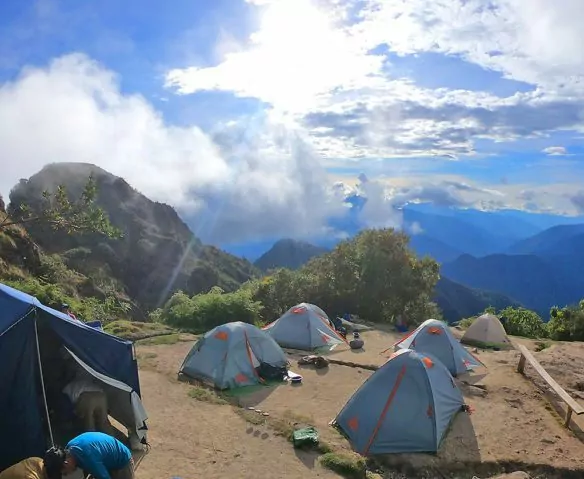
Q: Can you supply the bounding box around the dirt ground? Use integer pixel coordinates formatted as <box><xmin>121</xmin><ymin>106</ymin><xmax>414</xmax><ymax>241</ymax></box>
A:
<box><xmin>133</xmin><ymin>329</ymin><xmax>584</xmax><ymax>478</ymax></box>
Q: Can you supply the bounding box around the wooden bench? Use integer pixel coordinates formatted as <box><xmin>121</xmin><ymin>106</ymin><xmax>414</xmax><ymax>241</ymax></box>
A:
<box><xmin>516</xmin><ymin>344</ymin><xmax>584</xmax><ymax>427</ymax></box>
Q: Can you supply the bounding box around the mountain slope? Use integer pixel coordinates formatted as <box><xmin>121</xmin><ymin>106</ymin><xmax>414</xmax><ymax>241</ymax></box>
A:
<box><xmin>434</xmin><ymin>277</ymin><xmax>519</xmax><ymax>323</ymax></box>
<box><xmin>402</xmin><ymin>209</ymin><xmax>513</xmax><ymax>257</ymax></box>
<box><xmin>507</xmin><ymin>223</ymin><xmax>584</xmax><ymax>255</ymax></box>
<box><xmin>441</xmin><ymin>252</ymin><xmax>584</xmax><ymax>316</ymax></box>
<box><xmin>408</xmin><ymin>235</ymin><xmax>464</xmax><ymax>263</ymax></box>
<box><xmin>254</xmin><ymin>239</ymin><xmax>329</xmax><ymax>271</ymax></box>
<box><xmin>8</xmin><ymin>163</ymin><xmax>259</xmax><ymax>310</ymax></box>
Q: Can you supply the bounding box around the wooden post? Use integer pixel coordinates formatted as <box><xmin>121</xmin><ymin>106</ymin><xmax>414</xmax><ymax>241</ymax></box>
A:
<box><xmin>565</xmin><ymin>407</ymin><xmax>573</xmax><ymax>427</ymax></box>
<box><xmin>517</xmin><ymin>353</ymin><xmax>526</xmax><ymax>374</ymax></box>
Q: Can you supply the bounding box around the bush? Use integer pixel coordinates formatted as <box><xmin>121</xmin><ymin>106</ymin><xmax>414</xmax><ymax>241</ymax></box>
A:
<box><xmin>547</xmin><ymin>305</ymin><xmax>584</xmax><ymax>341</ymax></box>
<box><xmin>499</xmin><ymin>306</ymin><xmax>547</xmax><ymax>339</ymax></box>
<box><xmin>156</xmin><ymin>286</ymin><xmax>263</xmax><ymax>333</ymax></box>
<box><xmin>3</xmin><ymin>277</ymin><xmax>128</xmax><ymax>323</ymax></box>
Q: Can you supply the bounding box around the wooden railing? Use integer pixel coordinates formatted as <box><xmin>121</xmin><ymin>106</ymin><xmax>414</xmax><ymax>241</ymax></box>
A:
<box><xmin>516</xmin><ymin>344</ymin><xmax>584</xmax><ymax>427</ymax></box>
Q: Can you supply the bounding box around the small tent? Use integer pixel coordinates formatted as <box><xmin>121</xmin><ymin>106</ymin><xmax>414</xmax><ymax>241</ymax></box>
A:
<box><xmin>0</xmin><ymin>283</ymin><xmax>147</xmax><ymax>472</ymax></box>
<box><xmin>263</xmin><ymin>303</ymin><xmax>346</xmax><ymax>350</ymax></box>
<box><xmin>393</xmin><ymin>319</ymin><xmax>482</xmax><ymax>376</ymax></box>
<box><xmin>334</xmin><ymin>349</ymin><xmax>464</xmax><ymax>455</ymax></box>
<box><xmin>179</xmin><ymin>321</ymin><xmax>288</xmax><ymax>389</ymax></box>
<box><xmin>461</xmin><ymin>313</ymin><xmax>511</xmax><ymax>347</ymax></box>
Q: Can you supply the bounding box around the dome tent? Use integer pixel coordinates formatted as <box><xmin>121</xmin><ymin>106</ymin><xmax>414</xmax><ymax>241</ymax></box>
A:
<box><xmin>263</xmin><ymin>303</ymin><xmax>346</xmax><ymax>350</ymax></box>
<box><xmin>179</xmin><ymin>322</ymin><xmax>288</xmax><ymax>389</ymax></box>
<box><xmin>461</xmin><ymin>313</ymin><xmax>511</xmax><ymax>347</ymax></box>
<box><xmin>334</xmin><ymin>349</ymin><xmax>464</xmax><ymax>455</ymax></box>
<box><xmin>393</xmin><ymin>319</ymin><xmax>483</xmax><ymax>376</ymax></box>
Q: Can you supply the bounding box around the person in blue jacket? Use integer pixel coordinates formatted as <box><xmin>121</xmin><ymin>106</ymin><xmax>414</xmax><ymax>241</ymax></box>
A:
<box><xmin>44</xmin><ymin>432</ymin><xmax>134</xmax><ymax>479</ymax></box>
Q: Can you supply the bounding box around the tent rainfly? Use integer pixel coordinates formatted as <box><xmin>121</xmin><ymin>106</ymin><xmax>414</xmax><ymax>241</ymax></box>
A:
<box><xmin>334</xmin><ymin>348</ymin><xmax>464</xmax><ymax>455</ymax></box>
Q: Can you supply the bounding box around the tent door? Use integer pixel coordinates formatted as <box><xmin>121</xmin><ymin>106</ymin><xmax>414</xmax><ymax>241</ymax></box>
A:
<box><xmin>64</xmin><ymin>348</ymin><xmax>148</xmax><ymax>441</ymax></box>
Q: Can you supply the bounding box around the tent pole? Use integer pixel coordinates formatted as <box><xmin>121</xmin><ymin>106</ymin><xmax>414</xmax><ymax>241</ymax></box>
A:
<box><xmin>34</xmin><ymin>316</ymin><xmax>54</xmax><ymax>447</ymax></box>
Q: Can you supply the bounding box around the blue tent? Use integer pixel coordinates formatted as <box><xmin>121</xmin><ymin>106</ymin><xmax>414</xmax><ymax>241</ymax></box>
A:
<box><xmin>0</xmin><ymin>283</ymin><xmax>144</xmax><ymax>471</ymax></box>
<box><xmin>180</xmin><ymin>321</ymin><xmax>288</xmax><ymax>389</ymax></box>
<box><xmin>335</xmin><ymin>348</ymin><xmax>464</xmax><ymax>455</ymax></box>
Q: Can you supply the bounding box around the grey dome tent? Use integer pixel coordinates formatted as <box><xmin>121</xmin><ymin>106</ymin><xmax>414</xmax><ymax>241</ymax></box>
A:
<box><xmin>393</xmin><ymin>319</ymin><xmax>483</xmax><ymax>376</ymax></box>
<box><xmin>263</xmin><ymin>303</ymin><xmax>346</xmax><ymax>350</ymax></box>
<box><xmin>179</xmin><ymin>321</ymin><xmax>288</xmax><ymax>389</ymax></box>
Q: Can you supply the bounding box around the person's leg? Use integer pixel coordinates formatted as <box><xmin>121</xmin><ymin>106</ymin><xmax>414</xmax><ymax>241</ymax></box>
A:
<box><xmin>93</xmin><ymin>392</ymin><xmax>116</xmax><ymax>437</ymax></box>
<box><xmin>75</xmin><ymin>392</ymin><xmax>96</xmax><ymax>431</ymax></box>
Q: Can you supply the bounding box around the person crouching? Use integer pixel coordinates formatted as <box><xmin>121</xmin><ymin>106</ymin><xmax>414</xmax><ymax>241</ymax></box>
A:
<box><xmin>44</xmin><ymin>432</ymin><xmax>134</xmax><ymax>479</ymax></box>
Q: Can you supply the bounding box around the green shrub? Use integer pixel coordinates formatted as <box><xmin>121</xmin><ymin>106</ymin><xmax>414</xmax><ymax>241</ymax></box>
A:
<box><xmin>547</xmin><ymin>305</ymin><xmax>584</xmax><ymax>341</ymax></box>
<box><xmin>499</xmin><ymin>306</ymin><xmax>547</xmax><ymax>339</ymax></box>
<box><xmin>157</xmin><ymin>286</ymin><xmax>263</xmax><ymax>333</ymax></box>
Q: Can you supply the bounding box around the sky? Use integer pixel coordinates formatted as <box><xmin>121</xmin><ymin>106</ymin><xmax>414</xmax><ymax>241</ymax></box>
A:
<box><xmin>1</xmin><ymin>0</ymin><xmax>584</xmax><ymax>244</ymax></box>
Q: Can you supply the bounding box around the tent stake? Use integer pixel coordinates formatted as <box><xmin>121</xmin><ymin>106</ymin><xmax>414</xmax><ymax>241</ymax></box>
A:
<box><xmin>34</xmin><ymin>316</ymin><xmax>54</xmax><ymax>447</ymax></box>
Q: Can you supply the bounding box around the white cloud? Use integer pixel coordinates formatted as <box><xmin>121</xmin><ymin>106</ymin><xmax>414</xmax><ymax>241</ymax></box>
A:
<box><xmin>542</xmin><ymin>146</ymin><xmax>567</xmax><ymax>156</ymax></box>
<box><xmin>166</xmin><ymin>0</ymin><xmax>382</xmax><ymax>114</ymax></box>
<box><xmin>0</xmin><ymin>54</ymin><xmax>346</xmax><ymax>243</ymax></box>
<box><xmin>164</xmin><ymin>0</ymin><xmax>584</xmax><ymax>160</ymax></box>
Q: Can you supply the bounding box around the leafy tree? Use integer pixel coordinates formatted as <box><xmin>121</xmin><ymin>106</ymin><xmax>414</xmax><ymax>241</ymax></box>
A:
<box><xmin>499</xmin><ymin>306</ymin><xmax>547</xmax><ymax>338</ymax></box>
<box><xmin>2</xmin><ymin>176</ymin><xmax>121</xmax><ymax>238</ymax></box>
<box><xmin>157</xmin><ymin>287</ymin><xmax>263</xmax><ymax>332</ymax></box>
<box><xmin>245</xmin><ymin>228</ymin><xmax>440</xmax><ymax>326</ymax></box>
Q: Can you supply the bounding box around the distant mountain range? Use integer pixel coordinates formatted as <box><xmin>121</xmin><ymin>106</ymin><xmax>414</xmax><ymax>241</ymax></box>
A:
<box><xmin>254</xmin><ymin>239</ymin><xmax>329</xmax><ymax>271</ymax></box>
<box><xmin>240</xmin><ymin>200</ymin><xmax>584</xmax><ymax>318</ymax></box>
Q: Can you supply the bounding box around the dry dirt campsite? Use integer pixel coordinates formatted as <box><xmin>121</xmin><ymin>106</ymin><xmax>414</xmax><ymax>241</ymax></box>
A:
<box><xmin>130</xmin><ymin>327</ymin><xmax>584</xmax><ymax>479</ymax></box>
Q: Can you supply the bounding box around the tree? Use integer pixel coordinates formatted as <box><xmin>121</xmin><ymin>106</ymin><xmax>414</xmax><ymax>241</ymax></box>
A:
<box><xmin>245</xmin><ymin>228</ymin><xmax>440</xmax><ymax>326</ymax></box>
<box><xmin>1</xmin><ymin>175</ymin><xmax>121</xmax><ymax>238</ymax></box>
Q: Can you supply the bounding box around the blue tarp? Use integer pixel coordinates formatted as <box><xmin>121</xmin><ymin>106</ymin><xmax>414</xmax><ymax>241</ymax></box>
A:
<box><xmin>0</xmin><ymin>283</ymin><xmax>141</xmax><ymax>471</ymax></box>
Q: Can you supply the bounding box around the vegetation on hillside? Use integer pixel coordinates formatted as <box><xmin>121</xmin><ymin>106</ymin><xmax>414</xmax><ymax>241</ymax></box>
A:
<box><xmin>154</xmin><ymin>229</ymin><xmax>442</xmax><ymax>331</ymax></box>
<box><xmin>1</xmin><ymin>177</ymin><xmax>133</xmax><ymax>322</ymax></box>
<box><xmin>6</xmin><ymin>163</ymin><xmax>259</xmax><ymax>314</ymax></box>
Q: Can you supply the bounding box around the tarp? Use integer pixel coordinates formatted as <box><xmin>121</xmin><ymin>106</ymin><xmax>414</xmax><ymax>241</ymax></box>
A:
<box><xmin>394</xmin><ymin>319</ymin><xmax>483</xmax><ymax>376</ymax></box>
<box><xmin>263</xmin><ymin>303</ymin><xmax>346</xmax><ymax>350</ymax></box>
<box><xmin>0</xmin><ymin>283</ymin><xmax>145</xmax><ymax>471</ymax></box>
<box><xmin>335</xmin><ymin>349</ymin><xmax>464</xmax><ymax>455</ymax></box>
<box><xmin>180</xmin><ymin>321</ymin><xmax>288</xmax><ymax>389</ymax></box>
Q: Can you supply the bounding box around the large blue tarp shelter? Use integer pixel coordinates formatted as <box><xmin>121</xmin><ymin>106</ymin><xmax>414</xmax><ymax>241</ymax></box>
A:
<box><xmin>0</xmin><ymin>283</ymin><xmax>142</xmax><ymax>471</ymax></box>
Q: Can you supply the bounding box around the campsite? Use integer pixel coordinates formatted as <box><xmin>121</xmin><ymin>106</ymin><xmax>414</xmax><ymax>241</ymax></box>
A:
<box><xmin>133</xmin><ymin>324</ymin><xmax>584</xmax><ymax>479</ymax></box>
<box><xmin>2</xmin><ymin>281</ymin><xmax>584</xmax><ymax>479</ymax></box>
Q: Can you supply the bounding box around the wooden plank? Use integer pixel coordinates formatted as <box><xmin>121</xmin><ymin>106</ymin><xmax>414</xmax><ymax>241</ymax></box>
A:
<box><xmin>516</xmin><ymin>344</ymin><xmax>584</xmax><ymax>415</ymax></box>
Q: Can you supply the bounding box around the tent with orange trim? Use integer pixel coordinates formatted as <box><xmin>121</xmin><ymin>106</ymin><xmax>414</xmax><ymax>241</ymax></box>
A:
<box><xmin>179</xmin><ymin>322</ymin><xmax>287</xmax><ymax>389</ymax></box>
<box><xmin>393</xmin><ymin>319</ymin><xmax>483</xmax><ymax>376</ymax></box>
<box><xmin>263</xmin><ymin>303</ymin><xmax>346</xmax><ymax>350</ymax></box>
<box><xmin>334</xmin><ymin>349</ymin><xmax>464</xmax><ymax>455</ymax></box>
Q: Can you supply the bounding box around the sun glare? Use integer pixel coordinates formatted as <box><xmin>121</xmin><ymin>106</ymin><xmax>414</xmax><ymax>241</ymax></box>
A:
<box><xmin>239</xmin><ymin>0</ymin><xmax>376</xmax><ymax>113</ymax></box>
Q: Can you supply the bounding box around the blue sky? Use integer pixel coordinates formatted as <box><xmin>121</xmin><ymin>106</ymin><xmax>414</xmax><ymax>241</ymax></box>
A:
<box><xmin>1</xmin><ymin>0</ymin><xmax>584</xmax><ymax>244</ymax></box>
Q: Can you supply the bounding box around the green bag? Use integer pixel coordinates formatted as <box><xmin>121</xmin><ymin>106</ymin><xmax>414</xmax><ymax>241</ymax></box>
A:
<box><xmin>292</xmin><ymin>426</ymin><xmax>319</xmax><ymax>448</ymax></box>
